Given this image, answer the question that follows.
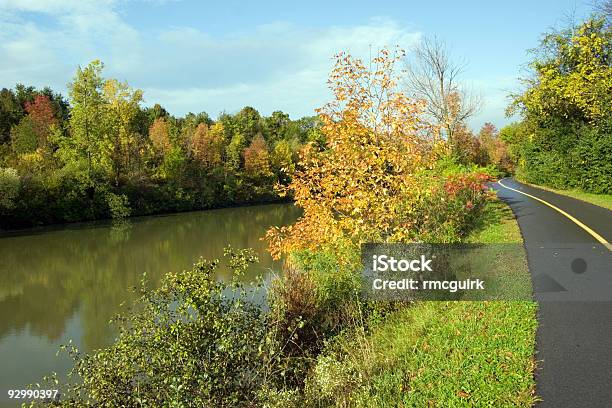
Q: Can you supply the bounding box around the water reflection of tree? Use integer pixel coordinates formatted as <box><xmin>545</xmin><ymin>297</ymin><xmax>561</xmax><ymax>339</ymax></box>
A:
<box><xmin>0</xmin><ymin>203</ymin><xmax>300</xmax><ymax>351</ymax></box>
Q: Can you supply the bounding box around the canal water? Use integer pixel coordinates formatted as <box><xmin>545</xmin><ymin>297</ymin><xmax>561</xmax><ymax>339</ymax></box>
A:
<box><xmin>0</xmin><ymin>203</ymin><xmax>300</xmax><ymax>406</ymax></box>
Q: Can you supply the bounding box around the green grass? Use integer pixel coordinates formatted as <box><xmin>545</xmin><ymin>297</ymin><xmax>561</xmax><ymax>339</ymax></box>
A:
<box><xmin>466</xmin><ymin>200</ymin><xmax>523</xmax><ymax>244</ymax></box>
<box><xmin>307</xmin><ymin>199</ymin><xmax>538</xmax><ymax>407</ymax></box>
<box><xmin>519</xmin><ymin>180</ymin><xmax>612</xmax><ymax>211</ymax></box>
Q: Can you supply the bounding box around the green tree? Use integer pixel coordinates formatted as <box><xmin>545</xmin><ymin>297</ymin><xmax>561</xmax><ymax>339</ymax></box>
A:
<box><xmin>0</xmin><ymin>88</ymin><xmax>23</xmax><ymax>145</ymax></box>
<box><xmin>264</xmin><ymin>110</ymin><xmax>290</xmax><ymax>143</ymax></box>
<box><xmin>507</xmin><ymin>16</ymin><xmax>612</xmax><ymax>192</ymax></box>
<box><xmin>226</xmin><ymin>132</ymin><xmax>247</xmax><ymax>171</ymax></box>
<box><xmin>271</xmin><ymin>139</ymin><xmax>295</xmax><ymax>181</ymax></box>
<box><xmin>65</xmin><ymin>60</ymin><xmax>110</xmax><ymax>178</ymax></box>
<box><xmin>235</xmin><ymin>106</ymin><xmax>262</xmax><ymax>142</ymax></box>
<box><xmin>103</xmin><ymin>79</ymin><xmax>143</xmax><ymax>185</ymax></box>
<box><xmin>0</xmin><ymin>167</ymin><xmax>20</xmax><ymax>210</ymax></box>
<box><xmin>10</xmin><ymin>116</ymin><xmax>38</xmax><ymax>155</ymax></box>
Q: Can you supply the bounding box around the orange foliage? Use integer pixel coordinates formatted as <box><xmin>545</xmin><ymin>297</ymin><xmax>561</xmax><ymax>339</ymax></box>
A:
<box><xmin>191</xmin><ymin>122</ymin><xmax>225</xmax><ymax>167</ymax></box>
<box><xmin>266</xmin><ymin>48</ymin><xmax>434</xmax><ymax>259</ymax></box>
<box><xmin>149</xmin><ymin>118</ymin><xmax>171</xmax><ymax>154</ymax></box>
<box><xmin>243</xmin><ymin>134</ymin><xmax>271</xmax><ymax>177</ymax></box>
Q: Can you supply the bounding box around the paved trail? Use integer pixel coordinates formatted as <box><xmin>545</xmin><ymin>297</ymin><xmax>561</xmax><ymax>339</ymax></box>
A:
<box><xmin>494</xmin><ymin>178</ymin><xmax>612</xmax><ymax>408</ymax></box>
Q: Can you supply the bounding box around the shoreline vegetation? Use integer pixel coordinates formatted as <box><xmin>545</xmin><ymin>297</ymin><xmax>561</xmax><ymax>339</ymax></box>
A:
<box><xmin>26</xmin><ymin>48</ymin><xmax>538</xmax><ymax>408</ymax></box>
<box><xmin>9</xmin><ymin>6</ymin><xmax>608</xmax><ymax>407</ymax></box>
<box><xmin>0</xmin><ymin>63</ymin><xmax>319</xmax><ymax>230</ymax></box>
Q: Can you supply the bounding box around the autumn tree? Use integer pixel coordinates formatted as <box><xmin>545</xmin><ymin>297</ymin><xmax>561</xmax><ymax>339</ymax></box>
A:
<box><xmin>149</xmin><ymin>118</ymin><xmax>171</xmax><ymax>154</ymax></box>
<box><xmin>267</xmin><ymin>48</ymin><xmax>433</xmax><ymax>259</ymax></box>
<box><xmin>509</xmin><ymin>17</ymin><xmax>612</xmax><ymax>123</ymax></box>
<box><xmin>24</xmin><ymin>94</ymin><xmax>58</xmax><ymax>149</ymax></box>
<box><xmin>451</xmin><ymin>124</ymin><xmax>483</xmax><ymax>164</ymax></box>
<box><xmin>477</xmin><ymin>123</ymin><xmax>514</xmax><ymax>172</ymax></box>
<box><xmin>243</xmin><ymin>134</ymin><xmax>271</xmax><ymax>177</ymax></box>
<box><xmin>191</xmin><ymin>122</ymin><xmax>225</xmax><ymax>168</ymax></box>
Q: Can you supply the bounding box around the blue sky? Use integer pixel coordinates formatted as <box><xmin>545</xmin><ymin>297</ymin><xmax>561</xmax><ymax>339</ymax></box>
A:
<box><xmin>0</xmin><ymin>0</ymin><xmax>594</xmax><ymax>129</ymax></box>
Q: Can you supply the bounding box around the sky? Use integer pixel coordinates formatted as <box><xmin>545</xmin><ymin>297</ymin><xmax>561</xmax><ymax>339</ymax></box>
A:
<box><xmin>0</xmin><ymin>0</ymin><xmax>595</xmax><ymax>130</ymax></box>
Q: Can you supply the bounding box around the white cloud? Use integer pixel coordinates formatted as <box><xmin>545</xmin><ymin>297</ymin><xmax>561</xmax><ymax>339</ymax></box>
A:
<box><xmin>0</xmin><ymin>2</ymin><xmax>421</xmax><ymax>118</ymax></box>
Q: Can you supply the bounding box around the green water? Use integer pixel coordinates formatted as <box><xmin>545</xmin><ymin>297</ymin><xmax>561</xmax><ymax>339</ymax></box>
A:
<box><xmin>0</xmin><ymin>203</ymin><xmax>300</xmax><ymax>406</ymax></box>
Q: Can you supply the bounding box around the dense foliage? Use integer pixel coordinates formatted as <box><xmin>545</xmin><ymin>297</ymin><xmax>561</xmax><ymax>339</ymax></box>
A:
<box><xmin>29</xmin><ymin>249</ymin><xmax>277</xmax><ymax>407</ymax></box>
<box><xmin>0</xmin><ymin>63</ymin><xmax>318</xmax><ymax>229</ymax></box>
<box><xmin>266</xmin><ymin>49</ymin><xmax>493</xmax><ymax>260</ymax></box>
<box><xmin>29</xmin><ymin>49</ymin><xmax>498</xmax><ymax>407</ymax></box>
<box><xmin>504</xmin><ymin>15</ymin><xmax>612</xmax><ymax>193</ymax></box>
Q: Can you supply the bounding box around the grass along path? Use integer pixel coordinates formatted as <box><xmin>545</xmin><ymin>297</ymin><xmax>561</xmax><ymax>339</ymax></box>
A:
<box><xmin>309</xmin><ymin>199</ymin><xmax>538</xmax><ymax>407</ymax></box>
<box><xmin>516</xmin><ymin>179</ymin><xmax>612</xmax><ymax>211</ymax></box>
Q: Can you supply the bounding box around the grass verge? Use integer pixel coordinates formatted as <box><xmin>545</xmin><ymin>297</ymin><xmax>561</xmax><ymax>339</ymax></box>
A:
<box><xmin>466</xmin><ymin>199</ymin><xmax>523</xmax><ymax>244</ymax></box>
<box><xmin>307</xmin><ymin>199</ymin><xmax>538</xmax><ymax>407</ymax></box>
<box><xmin>517</xmin><ymin>180</ymin><xmax>612</xmax><ymax>211</ymax></box>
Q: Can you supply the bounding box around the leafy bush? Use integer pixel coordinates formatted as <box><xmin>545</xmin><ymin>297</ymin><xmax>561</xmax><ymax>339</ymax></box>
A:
<box><xmin>507</xmin><ymin>16</ymin><xmax>612</xmax><ymax>194</ymax></box>
<box><xmin>0</xmin><ymin>167</ymin><xmax>20</xmax><ymax>210</ymax></box>
<box><xmin>105</xmin><ymin>192</ymin><xmax>131</xmax><ymax>220</ymax></box>
<box><xmin>30</xmin><ymin>248</ymin><xmax>275</xmax><ymax>407</ymax></box>
<box><xmin>572</xmin><ymin>123</ymin><xmax>612</xmax><ymax>194</ymax></box>
<box><xmin>412</xmin><ymin>171</ymin><xmax>493</xmax><ymax>242</ymax></box>
<box><xmin>263</xmin><ymin>241</ymin><xmax>361</xmax><ymax>391</ymax></box>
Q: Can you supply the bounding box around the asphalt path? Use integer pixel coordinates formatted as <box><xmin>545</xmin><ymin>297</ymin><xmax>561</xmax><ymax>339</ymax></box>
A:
<box><xmin>493</xmin><ymin>178</ymin><xmax>612</xmax><ymax>407</ymax></box>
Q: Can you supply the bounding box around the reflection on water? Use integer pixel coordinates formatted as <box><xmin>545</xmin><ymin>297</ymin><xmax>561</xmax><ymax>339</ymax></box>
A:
<box><xmin>0</xmin><ymin>203</ymin><xmax>300</xmax><ymax>405</ymax></box>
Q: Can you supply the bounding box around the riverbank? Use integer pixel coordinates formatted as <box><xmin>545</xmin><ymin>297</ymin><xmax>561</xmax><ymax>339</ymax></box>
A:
<box><xmin>299</xmin><ymin>199</ymin><xmax>538</xmax><ymax>406</ymax></box>
<box><xmin>0</xmin><ymin>194</ymin><xmax>293</xmax><ymax>233</ymax></box>
<box><xmin>0</xmin><ymin>202</ymin><xmax>301</xmax><ymax>407</ymax></box>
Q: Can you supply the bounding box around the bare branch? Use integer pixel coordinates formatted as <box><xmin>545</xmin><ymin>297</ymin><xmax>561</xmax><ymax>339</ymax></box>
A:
<box><xmin>403</xmin><ymin>36</ymin><xmax>481</xmax><ymax>145</ymax></box>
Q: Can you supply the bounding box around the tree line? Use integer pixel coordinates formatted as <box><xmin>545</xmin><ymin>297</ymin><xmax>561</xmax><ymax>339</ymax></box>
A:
<box><xmin>0</xmin><ymin>61</ymin><xmax>319</xmax><ymax>229</ymax></box>
<box><xmin>501</xmin><ymin>8</ymin><xmax>611</xmax><ymax>194</ymax></box>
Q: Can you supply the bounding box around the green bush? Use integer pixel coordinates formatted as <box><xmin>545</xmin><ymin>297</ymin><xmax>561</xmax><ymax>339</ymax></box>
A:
<box><xmin>30</xmin><ymin>248</ymin><xmax>274</xmax><ymax>407</ymax></box>
<box><xmin>572</xmin><ymin>124</ymin><xmax>612</xmax><ymax>194</ymax></box>
<box><xmin>513</xmin><ymin>121</ymin><xmax>612</xmax><ymax>194</ymax></box>
<box><xmin>105</xmin><ymin>192</ymin><xmax>131</xmax><ymax>220</ymax></box>
<box><xmin>0</xmin><ymin>167</ymin><xmax>20</xmax><ymax>210</ymax></box>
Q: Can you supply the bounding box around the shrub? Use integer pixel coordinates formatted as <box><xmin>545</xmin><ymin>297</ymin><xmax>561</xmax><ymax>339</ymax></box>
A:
<box><xmin>572</xmin><ymin>124</ymin><xmax>612</xmax><ymax>194</ymax></box>
<box><xmin>413</xmin><ymin>171</ymin><xmax>493</xmax><ymax>242</ymax></box>
<box><xmin>30</xmin><ymin>248</ymin><xmax>274</xmax><ymax>407</ymax></box>
<box><xmin>105</xmin><ymin>191</ymin><xmax>131</xmax><ymax>220</ymax></box>
<box><xmin>0</xmin><ymin>167</ymin><xmax>20</xmax><ymax>210</ymax></box>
